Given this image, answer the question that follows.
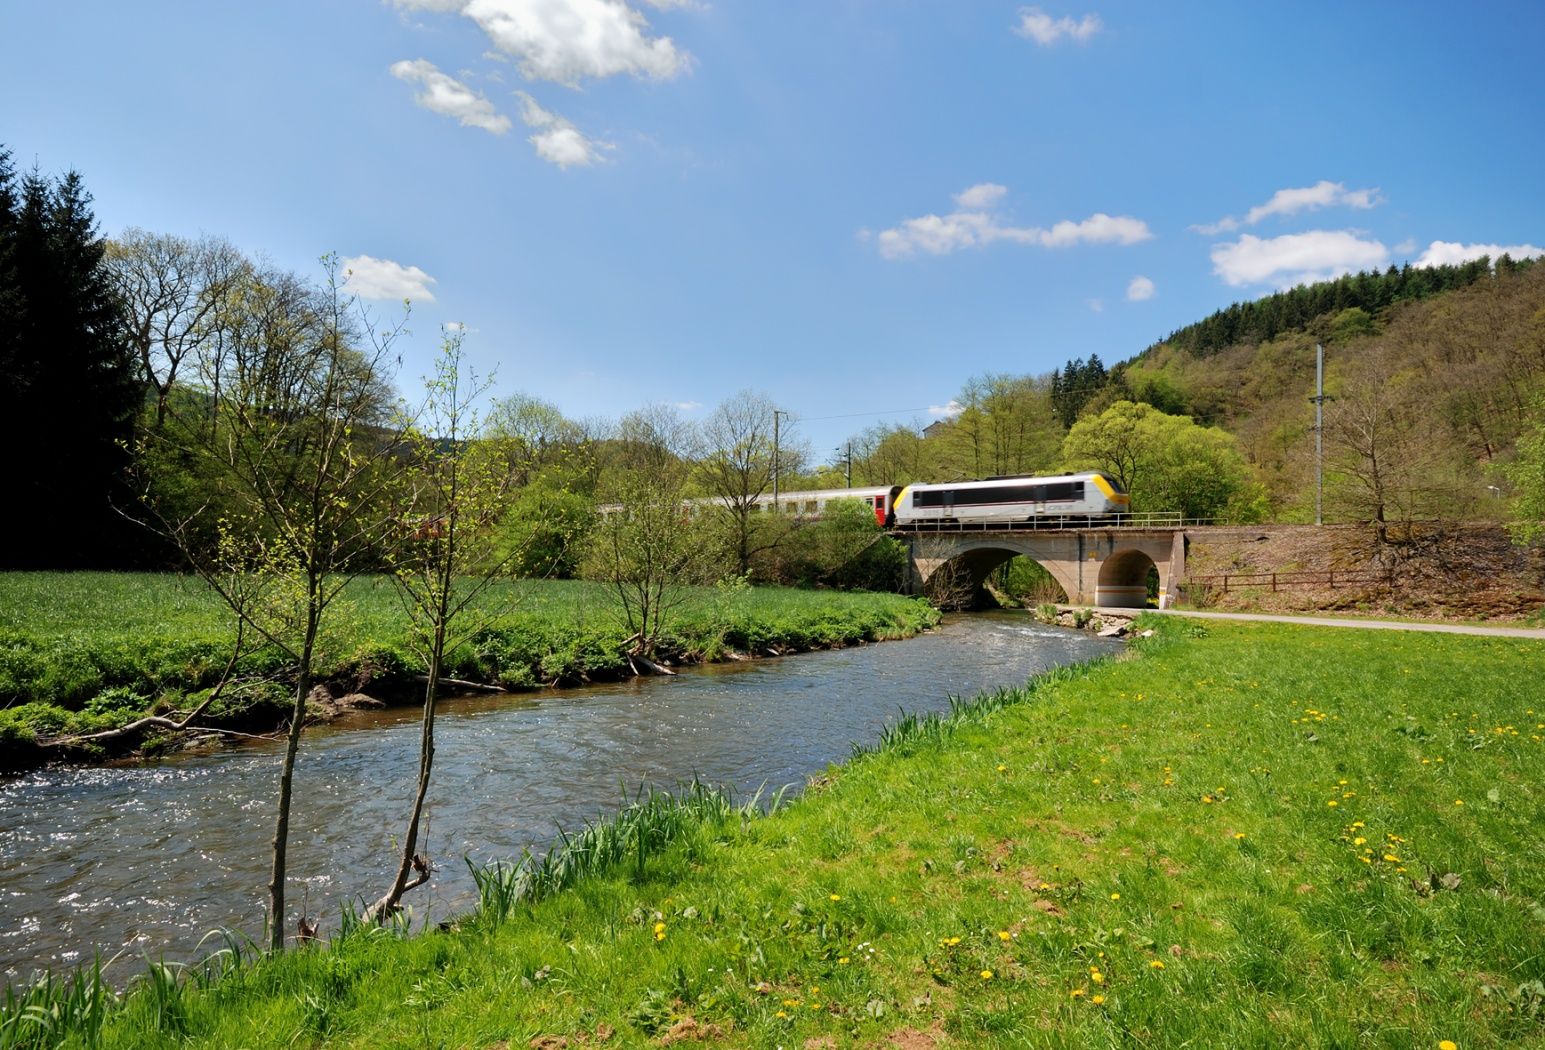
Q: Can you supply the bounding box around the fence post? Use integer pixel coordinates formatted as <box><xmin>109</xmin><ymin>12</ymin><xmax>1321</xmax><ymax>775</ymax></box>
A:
<box><xmin>1271</xmin><ymin>573</ymin><xmax>1277</xmax><ymax>592</ymax></box>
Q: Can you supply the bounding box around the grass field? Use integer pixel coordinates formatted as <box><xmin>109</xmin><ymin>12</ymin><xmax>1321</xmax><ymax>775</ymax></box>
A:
<box><xmin>0</xmin><ymin>573</ymin><xmax>938</xmax><ymax>756</ymax></box>
<box><xmin>9</xmin><ymin>614</ymin><xmax>1542</xmax><ymax>1048</ymax></box>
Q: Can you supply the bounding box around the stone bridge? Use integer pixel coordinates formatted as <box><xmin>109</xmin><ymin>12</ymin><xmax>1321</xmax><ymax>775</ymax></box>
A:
<box><xmin>898</xmin><ymin>527</ymin><xmax>1186</xmax><ymax>608</ymax></box>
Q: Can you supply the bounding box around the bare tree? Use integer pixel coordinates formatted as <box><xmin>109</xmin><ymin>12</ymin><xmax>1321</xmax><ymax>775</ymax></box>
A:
<box><xmin>105</xmin><ymin>229</ymin><xmax>248</xmax><ymax>429</ymax></box>
<box><xmin>585</xmin><ymin>406</ymin><xmax>714</xmax><ymax>666</ymax></box>
<box><xmin>697</xmin><ymin>390</ymin><xmax>786</xmax><ymax>575</ymax></box>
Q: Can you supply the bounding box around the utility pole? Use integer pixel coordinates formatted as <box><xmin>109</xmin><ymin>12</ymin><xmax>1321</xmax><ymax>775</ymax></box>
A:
<box><xmin>772</xmin><ymin>409</ymin><xmax>785</xmax><ymax>513</ymax></box>
<box><xmin>1309</xmin><ymin>343</ymin><xmax>1330</xmax><ymax>526</ymax></box>
<box><xmin>834</xmin><ymin>441</ymin><xmax>852</xmax><ymax>488</ymax></box>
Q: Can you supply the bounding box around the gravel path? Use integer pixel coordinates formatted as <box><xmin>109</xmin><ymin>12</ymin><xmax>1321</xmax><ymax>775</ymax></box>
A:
<box><xmin>1146</xmin><ymin>608</ymin><xmax>1545</xmax><ymax>639</ymax></box>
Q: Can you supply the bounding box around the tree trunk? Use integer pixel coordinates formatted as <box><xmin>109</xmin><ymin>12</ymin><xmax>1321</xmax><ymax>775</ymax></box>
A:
<box><xmin>268</xmin><ymin>612</ymin><xmax>317</xmax><ymax>951</ymax></box>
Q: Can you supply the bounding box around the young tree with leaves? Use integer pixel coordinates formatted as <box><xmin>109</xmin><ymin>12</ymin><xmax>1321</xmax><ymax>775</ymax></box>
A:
<box><xmin>136</xmin><ymin>255</ymin><xmax>409</xmax><ymax>949</ymax></box>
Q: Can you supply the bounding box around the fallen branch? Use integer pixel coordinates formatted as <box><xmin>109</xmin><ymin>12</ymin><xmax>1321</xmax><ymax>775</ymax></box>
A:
<box><xmin>418</xmin><ymin>675</ymin><xmax>503</xmax><ymax>694</ymax></box>
<box><xmin>632</xmin><ymin>652</ymin><xmax>677</xmax><ymax>676</ymax></box>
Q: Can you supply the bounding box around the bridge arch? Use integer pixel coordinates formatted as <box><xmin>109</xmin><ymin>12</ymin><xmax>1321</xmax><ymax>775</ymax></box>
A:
<box><xmin>918</xmin><ymin>542</ymin><xmax>1077</xmax><ymax>609</ymax></box>
<box><xmin>901</xmin><ymin>528</ymin><xmax>1184</xmax><ymax>609</ymax></box>
<box><xmin>1095</xmin><ymin>548</ymin><xmax>1157</xmax><ymax>608</ymax></box>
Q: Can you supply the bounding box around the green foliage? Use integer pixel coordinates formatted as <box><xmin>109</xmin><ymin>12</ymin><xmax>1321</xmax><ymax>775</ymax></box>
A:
<box><xmin>1152</xmin><ymin>257</ymin><xmax>1533</xmax><ymax>357</ymax></box>
<box><xmin>1062</xmin><ymin>400</ymin><xmax>1257</xmax><ymax>520</ymax></box>
<box><xmin>493</xmin><ymin>481</ymin><xmax>594</xmax><ymax>578</ymax></box>
<box><xmin>1505</xmin><ymin>398</ymin><xmax>1545</xmax><ymax>545</ymax></box>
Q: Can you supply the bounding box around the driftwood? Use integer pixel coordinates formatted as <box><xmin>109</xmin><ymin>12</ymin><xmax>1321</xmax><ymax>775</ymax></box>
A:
<box><xmin>38</xmin><ymin>630</ymin><xmax>253</xmax><ymax>750</ymax></box>
<box><xmin>417</xmin><ymin>674</ymin><xmax>503</xmax><ymax>694</ymax></box>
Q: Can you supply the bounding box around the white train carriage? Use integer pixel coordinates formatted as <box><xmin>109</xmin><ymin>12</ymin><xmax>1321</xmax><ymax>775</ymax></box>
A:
<box><xmin>893</xmin><ymin>471</ymin><xmax>1128</xmax><ymax>526</ymax></box>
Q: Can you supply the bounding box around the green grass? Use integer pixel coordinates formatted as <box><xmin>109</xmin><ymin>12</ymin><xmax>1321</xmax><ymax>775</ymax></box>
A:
<box><xmin>10</xmin><ymin>615</ymin><xmax>1543</xmax><ymax>1048</ymax></box>
<box><xmin>0</xmin><ymin>573</ymin><xmax>937</xmax><ymax>759</ymax></box>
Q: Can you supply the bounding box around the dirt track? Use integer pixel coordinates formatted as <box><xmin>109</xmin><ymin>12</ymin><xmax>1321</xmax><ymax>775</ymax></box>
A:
<box><xmin>1148</xmin><ymin>608</ymin><xmax>1545</xmax><ymax>640</ymax></box>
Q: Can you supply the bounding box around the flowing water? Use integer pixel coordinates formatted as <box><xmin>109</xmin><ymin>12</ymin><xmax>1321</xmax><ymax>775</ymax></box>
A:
<box><xmin>0</xmin><ymin>612</ymin><xmax>1117</xmax><ymax>981</ymax></box>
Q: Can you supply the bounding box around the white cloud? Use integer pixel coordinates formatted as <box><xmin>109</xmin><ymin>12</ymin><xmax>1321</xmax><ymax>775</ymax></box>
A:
<box><xmin>928</xmin><ymin>400</ymin><xmax>964</xmax><ymax>419</ymax></box>
<box><xmin>1126</xmin><ymin>275</ymin><xmax>1155</xmax><ymax>301</ymax></box>
<box><xmin>462</xmin><ymin>0</ymin><xmax>689</xmax><ymax>86</ymax></box>
<box><xmin>390</xmin><ymin>0</ymin><xmax>469</xmax><ymax>10</ymax></box>
<box><xmin>954</xmin><ymin>182</ymin><xmax>1008</xmax><ymax>209</ymax></box>
<box><xmin>342</xmin><ymin>255</ymin><xmax>439</xmax><ymax>302</ymax></box>
<box><xmin>873</xmin><ymin>185</ymin><xmax>1151</xmax><ymax>261</ymax></box>
<box><xmin>515</xmin><ymin>91</ymin><xmax>612</xmax><ymax>167</ymax></box>
<box><xmin>1411</xmin><ymin>240</ymin><xmax>1545</xmax><ymax>269</ymax></box>
<box><xmin>390</xmin><ymin>59</ymin><xmax>511</xmax><ymax>134</ymax></box>
<box><xmin>1087</xmin><ymin>298</ymin><xmax>1104</xmax><ymax>312</ymax></box>
<box><xmin>673</xmin><ymin>399</ymin><xmax>702</xmax><ymax>411</ymax></box>
<box><xmin>1210</xmin><ymin>230</ymin><xmax>1388</xmax><ymax>288</ymax></box>
<box><xmin>1192</xmin><ymin>180</ymin><xmax>1382</xmax><ymax>235</ymax></box>
<box><xmin>1014</xmin><ymin>7</ymin><xmax>1101</xmax><ymax>45</ymax></box>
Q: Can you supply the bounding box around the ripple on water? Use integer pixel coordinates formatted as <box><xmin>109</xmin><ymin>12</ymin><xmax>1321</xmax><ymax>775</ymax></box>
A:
<box><xmin>0</xmin><ymin>612</ymin><xmax>1117</xmax><ymax>977</ymax></box>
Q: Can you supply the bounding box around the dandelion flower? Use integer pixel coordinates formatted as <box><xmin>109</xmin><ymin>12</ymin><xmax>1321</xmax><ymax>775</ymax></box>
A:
<box><xmin>838</xmin><ymin>957</ymin><xmax>849</xmax><ymax>964</ymax></box>
<box><xmin>1091</xmin><ymin>994</ymin><xmax>1105</xmax><ymax>1005</ymax></box>
<box><xmin>1150</xmin><ymin>960</ymin><xmax>1165</xmax><ymax>969</ymax></box>
<box><xmin>1091</xmin><ymin>971</ymin><xmax>1104</xmax><ymax>985</ymax></box>
<box><xmin>1234</xmin><ymin>832</ymin><xmax>1246</xmax><ymax>840</ymax></box>
<box><xmin>1438</xmin><ymin>1041</ymin><xmax>1458</xmax><ymax>1050</ymax></box>
<box><xmin>1070</xmin><ymin>988</ymin><xmax>1086</xmax><ymax>998</ymax></box>
<box><xmin>980</xmin><ymin>969</ymin><xmax>994</xmax><ymax>980</ymax></box>
<box><xmin>998</xmin><ymin>931</ymin><xmax>1011</xmax><ymax>941</ymax></box>
<box><xmin>1454</xmin><ymin>800</ymin><xmax>1464</xmax><ymax>806</ymax></box>
<box><xmin>829</xmin><ymin>894</ymin><xmax>841</xmax><ymax>901</ymax></box>
<box><xmin>997</xmin><ymin>764</ymin><xmax>1007</xmax><ymax>772</ymax></box>
<box><xmin>1327</xmin><ymin>800</ymin><xmax>1338</xmax><ymax>807</ymax></box>
<box><xmin>1110</xmin><ymin>892</ymin><xmax>1121</xmax><ymax>900</ymax></box>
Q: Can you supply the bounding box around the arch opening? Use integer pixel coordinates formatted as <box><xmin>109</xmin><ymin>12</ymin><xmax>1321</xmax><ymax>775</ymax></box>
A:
<box><xmin>1096</xmin><ymin>549</ymin><xmax>1160</xmax><ymax>608</ymax></box>
<box><xmin>923</xmin><ymin>547</ymin><xmax>1068</xmax><ymax>610</ymax></box>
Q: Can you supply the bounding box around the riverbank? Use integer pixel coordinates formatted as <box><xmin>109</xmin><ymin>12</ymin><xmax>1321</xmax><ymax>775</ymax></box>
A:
<box><xmin>13</xmin><ymin>614</ymin><xmax>1541</xmax><ymax>1048</ymax></box>
<box><xmin>0</xmin><ymin>574</ymin><xmax>939</xmax><ymax>771</ymax></box>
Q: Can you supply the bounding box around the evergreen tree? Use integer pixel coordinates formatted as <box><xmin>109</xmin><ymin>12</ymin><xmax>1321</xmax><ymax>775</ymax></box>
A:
<box><xmin>0</xmin><ymin>151</ymin><xmax>139</xmax><ymax>568</ymax></box>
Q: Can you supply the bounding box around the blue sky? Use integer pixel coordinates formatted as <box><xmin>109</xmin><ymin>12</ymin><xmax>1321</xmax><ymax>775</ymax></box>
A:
<box><xmin>4</xmin><ymin>1</ymin><xmax>1543</xmax><ymax>457</ymax></box>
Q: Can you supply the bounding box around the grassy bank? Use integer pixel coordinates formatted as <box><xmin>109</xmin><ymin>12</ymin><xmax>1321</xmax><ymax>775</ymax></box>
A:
<box><xmin>0</xmin><ymin>574</ymin><xmax>938</xmax><ymax>765</ymax></box>
<box><xmin>10</xmin><ymin>615</ymin><xmax>1543</xmax><ymax>1048</ymax></box>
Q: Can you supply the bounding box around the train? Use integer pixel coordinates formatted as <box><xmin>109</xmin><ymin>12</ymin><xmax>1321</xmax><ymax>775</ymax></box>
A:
<box><xmin>688</xmin><ymin>471</ymin><xmax>1130</xmax><ymax>527</ymax></box>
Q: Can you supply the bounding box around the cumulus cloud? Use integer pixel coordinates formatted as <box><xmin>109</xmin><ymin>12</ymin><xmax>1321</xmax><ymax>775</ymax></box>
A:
<box><xmin>1411</xmin><ymin>240</ymin><xmax>1545</xmax><ymax>269</ymax></box>
<box><xmin>1192</xmin><ymin>180</ymin><xmax>1382</xmax><ymax>235</ymax></box>
<box><xmin>928</xmin><ymin>400</ymin><xmax>964</xmax><ymax>419</ymax></box>
<box><xmin>390</xmin><ymin>0</ymin><xmax>469</xmax><ymax>11</ymax></box>
<box><xmin>1210</xmin><ymin>230</ymin><xmax>1388</xmax><ymax>288</ymax></box>
<box><xmin>872</xmin><ymin>185</ymin><xmax>1152</xmax><ymax>261</ymax></box>
<box><xmin>1014</xmin><ymin>7</ymin><xmax>1101</xmax><ymax>45</ymax></box>
<box><xmin>390</xmin><ymin>59</ymin><xmax>511</xmax><ymax>134</ymax></box>
<box><xmin>1126</xmin><ymin>275</ymin><xmax>1155</xmax><ymax>301</ymax></box>
<box><xmin>461</xmin><ymin>0</ymin><xmax>689</xmax><ymax>86</ymax></box>
<box><xmin>342</xmin><ymin>255</ymin><xmax>439</xmax><ymax>302</ymax></box>
<box><xmin>673</xmin><ymin>399</ymin><xmax>702</xmax><ymax>411</ymax></box>
<box><xmin>516</xmin><ymin>91</ymin><xmax>612</xmax><ymax>167</ymax></box>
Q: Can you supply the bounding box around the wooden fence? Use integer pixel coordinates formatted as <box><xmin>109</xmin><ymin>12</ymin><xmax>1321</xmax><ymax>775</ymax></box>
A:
<box><xmin>1186</xmin><ymin>568</ymin><xmax>1395</xmax><ymax>593</ymax></box>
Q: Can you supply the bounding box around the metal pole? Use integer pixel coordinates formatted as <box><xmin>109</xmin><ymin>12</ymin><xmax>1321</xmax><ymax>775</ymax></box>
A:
<box><xmin>1312</xmin><ymin>343</ymin><xmax>1325</xmax><ymax>526</ymax></box>
<box><xmin>772</xmin><ymin>409</ymin><xmax>783</xmax><ymax>513</ymax></box>
<box><xmin>845</xmin><ymin>441</ymin><xmax>852</xmax><ymax>488</ymax></box>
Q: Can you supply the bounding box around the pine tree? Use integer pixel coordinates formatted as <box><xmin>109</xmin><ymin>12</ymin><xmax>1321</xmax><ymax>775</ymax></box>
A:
<box><xmin>0</xmin><ymin>153</ymin><xmax>139</xmax><ymax>568</ymax></box>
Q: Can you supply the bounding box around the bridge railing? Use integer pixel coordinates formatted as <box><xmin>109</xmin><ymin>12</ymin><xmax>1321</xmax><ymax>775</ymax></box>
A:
<box><xmin>1187</xmin><ymin>568</ymin><xmax>1395</xmax><ymax>593</ymax></box>
<box><xmin>893</xmin><ymin>513</ymin><xmax>1212</xmax><ymax>533</ymax></box>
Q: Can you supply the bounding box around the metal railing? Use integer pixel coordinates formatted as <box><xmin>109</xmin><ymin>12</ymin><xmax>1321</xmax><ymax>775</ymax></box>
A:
<box><xmin>1187</xmin><ymin>568</ymin><xmax>1395</xmax><ymax>593</ymax></box>
<box><xmin>892</xmin><ymin>512</ymin><xmax>1211</xmax><ymax>534</ymax></box>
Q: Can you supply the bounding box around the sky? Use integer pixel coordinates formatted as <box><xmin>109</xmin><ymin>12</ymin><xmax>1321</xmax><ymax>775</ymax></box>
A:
<box><xmin>4</xmin><ymin>0</ymin><xmax>1544</xmax><ymax>459</ymax></box>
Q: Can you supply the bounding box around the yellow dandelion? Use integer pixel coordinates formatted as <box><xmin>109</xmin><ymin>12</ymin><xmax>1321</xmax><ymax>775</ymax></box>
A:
<box><xmin>980</xmin><ymin>969</ymin><xmax>994</xmax><ymax>980</ymax></box>
<box><xmin>1234</xmin><ymin>832</ymin><xmax>1246</xmax><ymax>840</ymax></box>
<box><xmin>775</xmin><ymin>1011</ymin><xmax>787</xmax><ymax>1019</ymax></box>
<box><xmin>829</xmin><ymin>893</ymin><xmax>841</xmax><ymax>901</ymax></box>
<box><xmin>1070</xmin><ymin>988</ymin><xmax>1086</xmax><ymax>999</ymax></box>
<box><xmin>1110</xmin><ymin>892</ymin><xmax>1121</xmax><ymax>900</ymax></box>
<box><xmin>1091</xmin><ymin>971</ymin><xmax>1104</xmax><ymax>985</ymax></box>
<box><xmin>1454</xmin><ymin>799</ymin><xmax>1464</xmax><ymax>807</ymax></box>
<box><xmin>1384</xmin><ymin>854</ymin><xmax>1401</xmax><ymax>863</ymax></box>
<box><xmin>1091</xmin><ymin>994</ymin><xmax>1105</xmax><ymax>1005</ymax></box>
<box><xmin>998</xmin><ymin>930</ymin><xmax>1011</xmax><ymax>941</ymax></box>
<box><xmin>1327</xmin><ymin>800</ymin><xmax>1338</xmax><ymax>807</ymax></box>
<box><xmin>1353</xmin><ymin>837</ymin><xmax>1366</xmax><ymax>845</ymax></box>
<box><xmin>838</xmin><ymin>957</ymin><xmax>849</xmax><ymax>964</ymax></box>
<box><xmin>997</xmin><ymin>764</ymin><xmax>1007</xmax><ymax>772</ymax></box>
<box><xmin>1438</xmin><ymin>1041</ymin><xmax>1458</xmax><ymax>1050</ymax></box>
<box><xmin>1150</xmin><ymin>960</ymin><xmax>1165</xmax><ymax>969</ymax></box>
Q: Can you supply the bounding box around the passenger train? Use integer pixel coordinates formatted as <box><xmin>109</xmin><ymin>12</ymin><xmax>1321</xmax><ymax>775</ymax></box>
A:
<box><xmin>654</xmin><ymin>471</ymin><xmax>1130</xmax><ymax>527</ymax></box>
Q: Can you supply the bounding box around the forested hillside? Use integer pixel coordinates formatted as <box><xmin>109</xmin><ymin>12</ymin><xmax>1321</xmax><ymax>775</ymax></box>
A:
<box><xmin>866</xmin><ymin>257</ymin><xmax>1545</xmax><ymax>533</ymax></box>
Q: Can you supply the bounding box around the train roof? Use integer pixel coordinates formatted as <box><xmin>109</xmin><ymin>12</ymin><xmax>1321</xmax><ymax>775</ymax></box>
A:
<box><xmin>904</xmin><ymin>471</ymin><xmax>1118</xmax><ymax>490</ymax></box>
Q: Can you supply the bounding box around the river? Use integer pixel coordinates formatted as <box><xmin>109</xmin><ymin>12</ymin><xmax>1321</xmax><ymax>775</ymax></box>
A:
<box><xmin>0</xmin><ymin>612</ymin><xmax>1117</xmax><ymax>982</ymax></box>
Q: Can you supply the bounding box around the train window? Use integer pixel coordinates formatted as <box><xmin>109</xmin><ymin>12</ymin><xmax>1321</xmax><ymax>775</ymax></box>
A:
<box><xmin>805</xmin><ymin>500</ymin><xmax>818</xmax><ymax>513</ymax></box>
<box><xmin>913</xmin><ymin>489</ymin><xmax>944</xmax><ymax>508</ymax></box>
